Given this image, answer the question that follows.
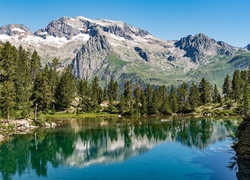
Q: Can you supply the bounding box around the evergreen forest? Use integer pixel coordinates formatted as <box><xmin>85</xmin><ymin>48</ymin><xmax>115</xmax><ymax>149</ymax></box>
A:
<box><xmin>0</xmin><ymin>42</ymin><xmax>249</xmax><ymax>120</ymax></box>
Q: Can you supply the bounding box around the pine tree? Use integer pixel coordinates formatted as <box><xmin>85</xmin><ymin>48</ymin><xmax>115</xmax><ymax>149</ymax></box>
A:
<box><xmin>123</xmin><ymin>80</ymin><xmax>132</xmax><ymax>106</ymax></box>
<box><xmin>161</xmin><ymin>95</ymin><xmax>171</xmax><ymax>115</ymax></box>
<box><xmin>119</xmin><ymin>94</ymin><xmax>125</xmax><ymax>114</ymax></box>
<box><xmin>90</xmin><ymin>76</ymin><xmax>102</xmax><ymax>109</ymax></box>
<box><xmin>243</xmin><ymin>82</ymin><xmax>250</xmax><ymax>116</ymax></box>
<box><xmin>103</xmin><ymin>87</ymin><xmax>108</xmax><ymax>101</ymax></box>
<box><xmin>158</xmin><ymin>85</ymin><xmax>171</xmax><ymax>114</ymax></box>
<box><xmin>149</xmin><ymin>90</ymin><xmax>159</xmax><ymax>115</ymax></box>
<box><xmin>78</xmin><ymin>78</ymin><xmax>88</xmax><ymax>98</ymax></box>
<box><xmin>108</xmin><ymin>79</ymin><xmax>119</xmax><ymax>101</ymax></box>
<box><xmin>0</xmin><ymin>81</ymin><xmax>16</xmax><ymax>120</ymax></box>
<box><xmin>108</xmin><ymin>79</ymin><xmax>115</xmax><ymax>101</ymax></box>
<box><xmin>51</xmin><ymin>57</ymin><xmax>60</xmax><ymax>71</ymax></box>
<box><xmin>30</xmin><ymin>71</ymin><xmax>53</xmax><ymax>112</ymax></box>
<box><xmin>55</xmin><ymin>66</ymin><xmax>77</xmax><ymax>110</ymax></box>
<box><xmin>169</xmin><ymin>85</ymin><xmax>178</xmax><ymax>113</ymax></box>
<box><xmin>199</xmin><ymin>77</ymin><xmax>211</xmax><ymax>104</ymax></box>
<box><xmin>145</xmin><ymin>84</ymin><xmax>153</xmax><ymax>114</ymax></box>
<box><xmin>30</xmin><ymin>50</ymin><xmax>41</xmax><ymax>83</ymax></box>
<box><xmin>158</xmin><ymin>85</ymin><xmax>168</xmax><ymax>112</ymax></box>
<box><xmin>140</xmin><ymin>91</ymin><xmax>147</xmax><ymax>115</ymax></box>
<box><xmin>248</xmin><ymin>65</ymin><xmax>250</xmax><ymax>84</ymax></box>
<box><xmin>188</xmin><ymin>82</ymin><xmax>200</xmax><ymax>110</ymax></box>
<box><xmin>0</xmin><ymin>42</ymin><xmax>18</xmax><ymax>120</ymax></box>
<box><xmin>213</xmin><ymin>84</ymin><xmax>221</xmax><ymax>103</ymax></box>
<box><xmin>232</xmin><ymin>70</ymin><xmax>241</xmax><ymax>101</ymax></box>
<box><xmin>222</xmin><ymin>74</ymin><xmax>232</xmax><ymax>99</ymax></box>
<box><xmin>15</xmin><ymin>46</ymin><xmax>32</xmax><ymax>117</ymax></box>
<box><xmin>48</xmin><ymin>65</ymin><xmax>59</xmax><ymax>97</ymax></box>
<box><xmin>177</xmin><ymin>82</ymin><xmax>189</xmax><ymax>112</ymax></box>
<box><xmin>133</xmin><ymin>86</ymin><xmax>142</xmax><ymax>114</ymax></box>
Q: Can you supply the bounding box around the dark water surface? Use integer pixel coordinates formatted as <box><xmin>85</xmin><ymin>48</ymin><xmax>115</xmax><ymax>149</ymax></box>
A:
<box><xmin>0</xmin><ymin>117</ymin><xmax>247</xmax><ymax>180</ymax></box>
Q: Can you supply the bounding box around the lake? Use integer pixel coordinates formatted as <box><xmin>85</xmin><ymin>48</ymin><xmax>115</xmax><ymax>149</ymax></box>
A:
<box><xmin>0</xmin><ymin>117</ymin><xmax>247</xmax><ymax>180</ymax></box>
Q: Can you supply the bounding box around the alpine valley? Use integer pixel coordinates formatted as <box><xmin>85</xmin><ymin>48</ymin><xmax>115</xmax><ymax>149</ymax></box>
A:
<box><xmin>1</xmin><ymin>16</ymin><xmax>250</xmax><ymax>87</ymax></box>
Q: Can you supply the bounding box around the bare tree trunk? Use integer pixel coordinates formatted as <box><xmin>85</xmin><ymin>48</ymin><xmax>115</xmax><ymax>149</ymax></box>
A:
<box><xmin>6</xmin><ymin>107</ymin><xmax>9</xmax><ymax>123</ymax></box>
<box><xmin>34</xmin><ymin>103</ymin><xmax>37</xmax><ymax>122</ymax></box>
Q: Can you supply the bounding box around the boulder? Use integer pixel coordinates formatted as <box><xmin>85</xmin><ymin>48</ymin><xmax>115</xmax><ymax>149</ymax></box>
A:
<box><xmin>44</xmin><ymin>122</ymin><xmax>51</xmax><ymax>128</ymax></box>
<box><xmin>0</xmin><ymin>134</ymin><xmax>5</xmax><ymax>142</ymax></box>
<box><xmin>233</xmin><ymin>119</ymin><xmax>250</xmax><ymax>160</ymax></box>
<box><xmin>51</xmin><ymin>122</ymin><xmax>57</xmax><ymax>128</ymax></box>
<box><xmin>16</xmin><ymin>126</ymin><xmax>29</xmax><ymax>132</ymax></box>
<box><xmin>16</xmin><ymin>119</ymin><xmax>29</xmax><ymax>127</ymax></box>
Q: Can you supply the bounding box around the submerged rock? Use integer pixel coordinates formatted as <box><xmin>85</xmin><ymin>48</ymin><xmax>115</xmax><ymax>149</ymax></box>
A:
<box><xmin>233</xmin><ymin>118</ymin><xmax>250</xmax><ymax>160</ymax></box>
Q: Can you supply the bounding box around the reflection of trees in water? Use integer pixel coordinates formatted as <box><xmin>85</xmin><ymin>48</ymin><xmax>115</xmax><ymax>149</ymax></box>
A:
<box><xmin>0</xmin><ymin>118</ymin><xmax>239</xmax><ymax>179</ymax></box>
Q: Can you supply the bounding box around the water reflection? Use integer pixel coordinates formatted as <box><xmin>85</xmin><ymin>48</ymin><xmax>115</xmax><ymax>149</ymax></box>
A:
<box><xmin>0</xmin><ymin>117</ymin><xmax>242</xmax><ymax>179</ymax></box>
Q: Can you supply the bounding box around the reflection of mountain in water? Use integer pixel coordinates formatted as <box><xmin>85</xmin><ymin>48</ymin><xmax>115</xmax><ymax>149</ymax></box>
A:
<box><xmin>0</xmin><ymin>118</ymin><xmax>239</xmax><ymax>179</ymax></box>
<box><xmin>59</xmin><ymin>119</ymin><xmax>237</xmax><ymax>167</ymax></box>
<box><xmin>58</xmin><ymin>126</ymin><xmax>161</xmax><ymax>167</ymax></box>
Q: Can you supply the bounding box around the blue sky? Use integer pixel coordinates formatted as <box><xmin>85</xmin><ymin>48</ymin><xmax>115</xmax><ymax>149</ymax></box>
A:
<box><xmin>0</xmin><ymin>0</ymin><xmax>249</xmax><ymax>47</ymax></box>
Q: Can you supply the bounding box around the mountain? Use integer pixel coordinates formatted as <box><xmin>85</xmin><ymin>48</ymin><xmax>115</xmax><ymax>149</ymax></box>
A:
<box><xmin>246</xmin><ymin>44</ymin><xmax>250</xmax><ymax>51</ymax></box>
<box><xmin>0</xmin><ymin>16</ymin><xmax>249</xmax><ymax>87</ymax></box>
<box><xmin>174</xmin><ymin>33</ymin><xmax>235</xmax><ymax>63</ymax></box>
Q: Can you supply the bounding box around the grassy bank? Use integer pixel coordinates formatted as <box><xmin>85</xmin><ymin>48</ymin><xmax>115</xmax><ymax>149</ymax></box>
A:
<box><xmin>42</xmin><ymin>112</ymin><xmax>120</xmax><ymax>119</ymax></box>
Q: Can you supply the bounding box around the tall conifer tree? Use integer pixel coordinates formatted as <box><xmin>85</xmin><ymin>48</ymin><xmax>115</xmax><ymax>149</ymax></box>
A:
<box><xmin>169</xmin><ymin>85</ymin><xmax>178</xmax><ymax>113</ymax></box>
<box><xmin>55</xmin><ymin>66</ymin><xmax>77</xmax><ymax>110</ymax></box>
<box><xmin>0</xmin><ymin>42</ymin><xmax>18</xmax><ymax>120</ymax></box>
<box><xmin>222</xmin><ymin>74</ymin><xmax>232</xmax><ymax>99</ymax></box>
<box><xmin>199</xmin><ymin>78</ymin><xmax>211</xmax><ymax>104</ymax></box>
<box><xmin>188</xmin><ymin>82</ymin><xmax>200</xmax><ymax>110</ymax></box>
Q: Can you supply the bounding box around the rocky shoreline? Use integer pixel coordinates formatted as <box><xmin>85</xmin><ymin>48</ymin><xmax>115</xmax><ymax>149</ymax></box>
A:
<box><xmin>0</xmin><ymin>119</ymin><xmax>57</xmax><ymax>142</ymax></box>
<box><xmin>233</xmin><ymin>118</ymin><xmax>250</xmax><ymax>160</ymax></box>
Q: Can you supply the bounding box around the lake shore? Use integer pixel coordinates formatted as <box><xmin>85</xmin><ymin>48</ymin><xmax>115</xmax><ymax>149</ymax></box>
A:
<box><xmin>0</xmin><ymin>113</ymin><xmax>121</xmax><ymax>142</ymax></box>
<box><xmin>0</xmin><ymin>112</ymin><xmax>243</xmax><ymax>143</ymax></box>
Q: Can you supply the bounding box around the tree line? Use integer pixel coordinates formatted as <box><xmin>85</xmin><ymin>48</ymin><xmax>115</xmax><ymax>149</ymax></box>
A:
<box><xmin>222</xmin><ymin>66</ymin><xmax>250</xmax><ymax>116</ymax></box>
<box><xmin>3</xmin><ymin>41</ymin><xmax>249</xmax><ymax>120</ymax></box>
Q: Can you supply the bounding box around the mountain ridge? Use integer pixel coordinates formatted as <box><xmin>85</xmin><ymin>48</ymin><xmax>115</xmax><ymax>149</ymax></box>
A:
<box><xmin>0</xmin><ymin>16</ymin><xmax>249</xmax><ymax>87</ymax></box>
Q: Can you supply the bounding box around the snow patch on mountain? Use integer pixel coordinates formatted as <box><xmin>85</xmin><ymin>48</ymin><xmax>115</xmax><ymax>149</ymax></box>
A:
<box><xmin>110</xmin><ymin>34</ymin><xmax>125</xmax><ymax>41</ymax></box>
<box><xmin>0</xmin><ymin>34</ymin><xmax>12</xmax><ymax>40</ymax></box>
<box><xmin>12</xmin><ymin>28</ymin><xmax>26</xmax><ymax>33</ymax></box>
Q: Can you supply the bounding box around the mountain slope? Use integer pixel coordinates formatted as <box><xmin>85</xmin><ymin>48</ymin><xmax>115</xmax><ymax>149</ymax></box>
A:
<box><xmin>0</xmin><ymin>16</ymin><xmax>249</xmax><ymax>87</ymax></box>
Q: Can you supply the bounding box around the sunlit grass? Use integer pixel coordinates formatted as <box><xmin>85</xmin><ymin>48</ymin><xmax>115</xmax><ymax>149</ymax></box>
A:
<box><xmin>43</xmin><ymin>112</ymin><xmax>120</xmax><ymax>119</ymax></box>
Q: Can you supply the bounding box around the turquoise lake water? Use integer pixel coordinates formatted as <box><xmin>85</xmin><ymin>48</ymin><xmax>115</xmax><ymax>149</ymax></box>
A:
<box><xmin>0</xmin><ymin>117</ymin><xmax>247</xmax><ymax>180</ymax></box>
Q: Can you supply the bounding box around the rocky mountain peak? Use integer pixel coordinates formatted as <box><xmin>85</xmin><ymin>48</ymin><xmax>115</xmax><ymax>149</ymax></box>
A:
<box><xmin>246</xmin><ymin>44</ymin><xmax>250</xmax><ymax>51</ymax></box>
<box><xmin>34</xmin><ymin>17</ymin><xmax>92</xmax><ymax>39</ymax></box>
<box><xmin>34</xmin><ymin>16</ymin><xmax>151</xmax><ymax>41</ymax></box>
<box><xmin>175</xmin><ymin>33</ymin><xmax>233</xmax><ymax>63</ymax></box>
<box><xmin>0</xmin><ymin>24</ymin><xmax>33</xmax><ymax>36</ymax></box>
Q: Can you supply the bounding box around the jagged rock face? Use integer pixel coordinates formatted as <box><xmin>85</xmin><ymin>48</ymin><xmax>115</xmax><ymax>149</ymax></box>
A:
<box><xmin>233</xmin><ymin>119</ymin><xmax>250</xmax><ymax>160</ymax></box>
<box><xmin>35</xmin><ymin>17</ymin><xmax>92</xmax><ymax>39</ymax></box>
<box><xmin>0</xmin><ymin>24</ymin><xmax>33</xmax><ymax>36</ymax></box>
<box><xmin>0</xmin><ymin>16</ymin><xmax>247</xmax><ymax>88</ymax></box>
<box><xmin>175</xmin><ymin>33</ymin><xmax>233</xmax><ymax>63</ymax></box>
<box><xmin>35</xmin><ymin>17</ymin><xmax>150</xmax><ymax>41</ymax></box>
<box><xmin>101</xmin><ymin>23</ymin><xmax>149</xmax><ymax>40</ymax></box>
<box><xmin>71</xmin><ymin>30</ymin><xmax>112</xmax><ymax>79</ymax></box>
<box><xmin>134</xmin><ymin>47</ymin><xmax>150</xmax><ymax>62</ymax></box>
